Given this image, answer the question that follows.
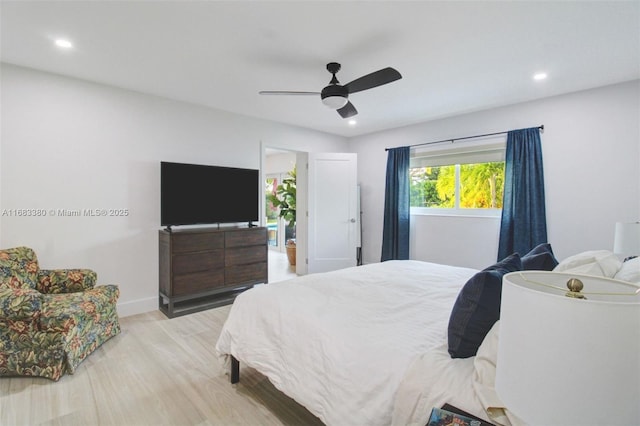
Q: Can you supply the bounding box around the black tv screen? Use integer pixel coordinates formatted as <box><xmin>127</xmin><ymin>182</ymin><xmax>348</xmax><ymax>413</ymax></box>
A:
<box><xmin>161</xmin><ymin>161</ymin><xmax>259</xmax><ymax>227</ymax></box>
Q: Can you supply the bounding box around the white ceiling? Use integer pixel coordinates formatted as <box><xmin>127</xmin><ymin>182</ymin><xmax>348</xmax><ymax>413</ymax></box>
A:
<box><xmin>1</xmin><ymin>1</ymin><xmax>639</xmax><ymax>138</ymax></box>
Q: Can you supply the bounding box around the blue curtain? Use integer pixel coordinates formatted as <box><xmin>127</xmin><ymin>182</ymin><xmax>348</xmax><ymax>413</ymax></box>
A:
<box><xmin>498</xmin><ymin>127</ymin><xmax>548</xmax><ymax>261</ymax></box>
<box><xmin>381</xmin><ymin>146</ymin><xmax>410</xmax><ymax>261</ymax></box>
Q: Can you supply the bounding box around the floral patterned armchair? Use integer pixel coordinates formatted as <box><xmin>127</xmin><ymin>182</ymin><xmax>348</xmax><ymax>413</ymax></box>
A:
<box><xmin>0</xmin><ymin>246</ymin><xmax>120</xmax><ymax>381</ymax></box>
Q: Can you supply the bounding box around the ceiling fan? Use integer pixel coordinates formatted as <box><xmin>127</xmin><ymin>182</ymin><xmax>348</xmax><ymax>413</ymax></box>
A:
<box><xmin>259</xmin><ymin>62</ymin><xmax>402</xmax><ymax>119</ymax></box>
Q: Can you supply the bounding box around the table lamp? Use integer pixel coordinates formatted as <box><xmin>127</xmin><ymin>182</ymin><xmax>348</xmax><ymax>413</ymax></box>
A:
<box><xmin>496</xmin><ymin>270</ymin><xmax>640</xmax><ymax>425</ymax></box>
<box><xmin>614</xmin><ymin>221</ymin><xmax>640</xmax><ymax>260</ymax></box>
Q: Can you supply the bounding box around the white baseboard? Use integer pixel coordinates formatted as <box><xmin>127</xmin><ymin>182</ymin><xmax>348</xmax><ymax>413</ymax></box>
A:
<box><xmin>117</xmin><ymin>296</ymin><xmax>158</xmax><ymax>318</ymax></box>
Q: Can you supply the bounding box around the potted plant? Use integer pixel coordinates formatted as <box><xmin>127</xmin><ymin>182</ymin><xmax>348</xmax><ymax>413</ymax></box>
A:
<box><xmin>267</xmin><ymin>166</ymin><xmax>296</xmax><ymax>265</ymax></box>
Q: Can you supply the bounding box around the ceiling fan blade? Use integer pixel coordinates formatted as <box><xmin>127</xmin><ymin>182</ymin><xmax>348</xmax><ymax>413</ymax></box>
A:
<box><xmin>337</xmin><ymin>101</ymin><xmax>358</xmax><ymax>119</ymax></box>
<box><xmin>344</xmin><ymin>67</ymin><xmax>402</xmax><ymax>94</ymax></box>
<box><xmin>259</xmin><ymin>91</ymin><xmax>320</xmax><ymax>96</ymax></box>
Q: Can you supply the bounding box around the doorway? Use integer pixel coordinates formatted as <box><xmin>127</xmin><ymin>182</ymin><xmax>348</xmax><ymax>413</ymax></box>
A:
<box><xmin>262</xmin><ymin>146</ymin><xmax>359</xmax><ymax>277</ymax></box>
<box><xmin>264</xmin><ymin>149</ymin><xmax>298</xmax><ymax>277</ymax></box>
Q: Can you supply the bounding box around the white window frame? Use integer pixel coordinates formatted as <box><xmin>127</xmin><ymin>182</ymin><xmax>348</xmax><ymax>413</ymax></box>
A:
<box><xmin>409</xmin><ymin>136</ymin><xmax>506</xmax><ymax>218</ymax></box>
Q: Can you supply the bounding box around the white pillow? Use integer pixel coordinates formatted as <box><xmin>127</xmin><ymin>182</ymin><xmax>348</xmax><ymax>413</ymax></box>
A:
<box><xmin>553</xmin><ymin>250</ymin><xmax>622</xmax><ymax>278</ymax></box>
<box><xmin>614</xmin><ymin>257</ymin><xmax>640</xmax><ymax>283</ymax></box>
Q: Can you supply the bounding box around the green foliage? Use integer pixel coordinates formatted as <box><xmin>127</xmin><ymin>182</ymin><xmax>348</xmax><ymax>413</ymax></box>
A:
<box><xmin>266</xmin><ymin>166</ymin><xmax>296</xmax><ymax>226</ymax></box>
<box><xmin>460</xmin><ymin>162</ymin><xmax>504</xmax><ymax>208</ymax></box>
<box><xmin>409</xmin><ymin>167</ymin><xmax>441</xmax><ymax>207</ymax></box>
<box><xmin>435</xmin><ymin>165</ymin><xmax>456</xmax><ymax>208</ymax></box>
<box><xmin>409</xmin><ymin>162</ymin><xmax>504</xmax><ymax>209</ymax></box>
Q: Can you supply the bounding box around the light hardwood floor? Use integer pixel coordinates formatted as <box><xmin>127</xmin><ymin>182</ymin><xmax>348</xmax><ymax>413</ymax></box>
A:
<box><xmin>0</xmin><ymin>251</ymin><xmax>317</xmax><ymax>426</ymax></box>
<box><xmin>267</xmin><ymin>249</ymin><xmax>297</xmax><ymax>283</ymax></box>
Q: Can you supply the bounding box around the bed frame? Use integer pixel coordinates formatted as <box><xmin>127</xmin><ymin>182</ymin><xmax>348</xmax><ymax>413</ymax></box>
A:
<box><xmin>230</xmin><ymin>355</ymin><xmax>240</xmax><ymax>384</ymax></box>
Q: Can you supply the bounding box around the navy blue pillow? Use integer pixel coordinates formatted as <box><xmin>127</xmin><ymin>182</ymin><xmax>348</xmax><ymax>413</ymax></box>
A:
<box><xmin>447</xmin><ymin>253</ymin><xmax>522</xmax><ymax>359</ymax></box>
<box><xmin>521</xmin><ymin>243</ymin><xmax>558</xmax><ymax>271</ymax></box>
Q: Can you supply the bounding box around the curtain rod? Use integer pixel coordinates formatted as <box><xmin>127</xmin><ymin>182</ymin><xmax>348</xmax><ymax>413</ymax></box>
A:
<box><xmin>384</xmin><ymin>125</ymin><xmax>544</xmax><ymax>151</ymax></box>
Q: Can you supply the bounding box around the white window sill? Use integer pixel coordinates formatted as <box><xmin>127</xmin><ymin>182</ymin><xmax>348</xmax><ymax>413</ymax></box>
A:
<box><xmin>410</xmin><ymin>207</ymin><xmax>501</xmax><ymax>219</ymax></box>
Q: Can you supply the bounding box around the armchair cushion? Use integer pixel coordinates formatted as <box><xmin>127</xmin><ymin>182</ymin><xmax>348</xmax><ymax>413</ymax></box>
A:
<box><xmin>40</xmin><ymin>285</ymin><xmax>119</xmax><ymax>332</ymax></box>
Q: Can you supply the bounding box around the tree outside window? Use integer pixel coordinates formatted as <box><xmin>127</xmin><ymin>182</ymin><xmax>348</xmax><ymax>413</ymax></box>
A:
<box><xmin>410</xmin><ymin>161</ymin><xmax>504</xmax><ymax>210</ymax></box>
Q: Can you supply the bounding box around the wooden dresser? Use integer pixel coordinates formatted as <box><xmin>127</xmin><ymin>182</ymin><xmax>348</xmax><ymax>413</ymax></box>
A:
<box><xmin>159</xmin><ymin>226</ymin><xmax>268</xmax><ymax>318</ymax></box>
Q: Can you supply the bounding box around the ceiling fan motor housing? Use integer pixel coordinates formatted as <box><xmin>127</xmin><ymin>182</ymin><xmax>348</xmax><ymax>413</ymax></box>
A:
<box><xmin>321</xmin><ymin>84</ymin><xmax>348</xmax><ymax>109</ymax></box>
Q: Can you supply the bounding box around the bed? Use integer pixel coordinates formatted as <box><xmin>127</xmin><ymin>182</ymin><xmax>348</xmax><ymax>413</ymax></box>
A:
<box><xmin>215</xmin><ymin>246</ymin><xmax>629</xmax><ymax>425</ymax></box>
<box><xmin>215</xmin><ymin>259</ymin><xmax>498</xmax><ymax>425</ymax></box>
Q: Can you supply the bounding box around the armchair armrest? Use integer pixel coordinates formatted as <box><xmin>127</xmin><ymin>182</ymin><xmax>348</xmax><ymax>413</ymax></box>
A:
<box><xmin>37</xmin><ymin>269</ymin><xmax>97</xmax><ymax>294</ymax></box>
<box><xmin>0</xmin><ymin>287</ymin><xmax>42</xmax><ymax>321</ymax></box>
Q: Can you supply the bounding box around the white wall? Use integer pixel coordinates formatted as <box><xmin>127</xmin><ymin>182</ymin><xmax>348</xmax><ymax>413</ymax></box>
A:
<box><xmin>0</xmin><ymin>63</ymin><xmax>348</xmax><ymax>316</ymax></box>
<box><xmin>265</xmin><ymin>152</ymin><xmax>297</xmax><ymax>176</ymax></box>
<box><xmin>350</xmin><ymin>80</ymin><xmax>640</xmax><ymax>268</ymax></box>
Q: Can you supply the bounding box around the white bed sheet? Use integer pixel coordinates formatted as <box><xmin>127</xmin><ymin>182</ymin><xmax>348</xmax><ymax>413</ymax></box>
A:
<box><xmin>392</xmin><ymin>321</ymin><xmax>524</xmax><ymax>426</ymax></box>
<box><xmin>215</xmin><ymin>260</ymin><xmax>478</xmax><ymax>426</ymax></box>
<box><xmin>391</xmin><ymin>343</ymin><xmax>481</xmax><ymax>425</ymax></box>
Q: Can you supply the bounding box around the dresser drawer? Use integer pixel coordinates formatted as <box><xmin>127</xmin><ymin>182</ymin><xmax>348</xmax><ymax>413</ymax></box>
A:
<box><xmin>172</xmin><ymin>270</ymin><xmax>225</xmax><ymax>296</ymax></box>
<box><xmin>172</xmin><ymin>232</ymin><xmax>224</xmax><ymax>253</ymax></box>
<box><xmin>173</xmin><ymin>250</ymin><xmax>224</xmax><ymax>274</ymax></box>
<box><xmin>226</xmin><ymin>262</ymin><xmax>268</xmax><ymax>286</ymax></box>
<box><xmin>225</xmin><ymin>245</ymin><xmax>267</xmax><ymax>266</ymax></box>
<box><xmin>225</xmin><ymin>228</ymin><xmax>267</xmax><ymax>248</ymax></box>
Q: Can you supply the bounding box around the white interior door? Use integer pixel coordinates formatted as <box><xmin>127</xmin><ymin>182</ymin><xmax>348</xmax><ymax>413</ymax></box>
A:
<box><xmin>306</xmin><ymin>152</ymin><xmax>358</xmax><ymax>274</ymax></box>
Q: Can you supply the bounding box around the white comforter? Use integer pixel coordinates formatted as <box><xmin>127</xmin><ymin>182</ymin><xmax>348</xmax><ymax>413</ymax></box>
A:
<box><xmin>215</xmin><ymin>260</ymin><xmax>478</xmax><ymax>426</ymax></box>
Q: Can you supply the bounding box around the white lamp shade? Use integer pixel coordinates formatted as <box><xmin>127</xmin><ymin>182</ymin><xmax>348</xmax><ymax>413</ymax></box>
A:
<box><xmin>496</xmin><ymin>271</ymin><xmax>640</xmax><ymax>426</ymax></box>
<box><xmin>614</xmin><ymin>221</ymin><xmax>640</xmax><ymax>255</ymax></box>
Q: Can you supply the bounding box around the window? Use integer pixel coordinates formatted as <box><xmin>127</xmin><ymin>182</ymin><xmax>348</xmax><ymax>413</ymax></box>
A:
<box><xmin>409</xmin><ymin>140</ymin><xmax>505</xmax><ymax>216</ymax></box>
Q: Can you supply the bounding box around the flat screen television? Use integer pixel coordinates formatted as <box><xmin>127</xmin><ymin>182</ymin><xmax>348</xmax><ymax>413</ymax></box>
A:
<box><xmin>161</xmin><ymin>161</ymin><xmax>259</xmax><ymax>228</ymax></box>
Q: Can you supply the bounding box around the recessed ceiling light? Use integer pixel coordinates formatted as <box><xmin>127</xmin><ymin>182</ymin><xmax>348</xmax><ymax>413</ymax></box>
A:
<box><xmin>533</xmin><ymin>72</ymin><xmax>547</xmax><ymax>81</ymax></box>
<box><xmin>54</xmin><ymin>39</ymin><xmax>73</xmax><ymax>49</ymax></box>
<box><xmin>348</xmin><ymin>119</ymin><xmax>357</xmax><ymax>126</ymax></box>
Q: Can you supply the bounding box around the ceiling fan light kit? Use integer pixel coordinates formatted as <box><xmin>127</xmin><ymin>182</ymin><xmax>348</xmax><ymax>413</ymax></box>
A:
<box><xmin>321</xmin><ymin>95</ymin><xmax>349</xmax><ymax>109</ymax></box>
<box><xmin>260</xmin><ymin>61</ymin><xmax>402</xmax><ymax>119</ymax></box>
